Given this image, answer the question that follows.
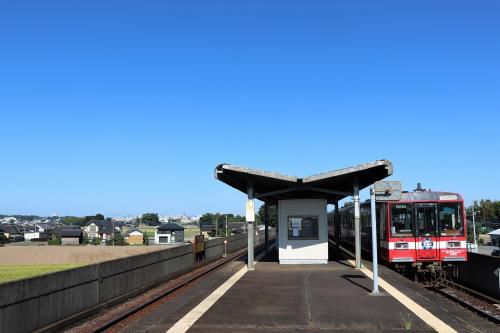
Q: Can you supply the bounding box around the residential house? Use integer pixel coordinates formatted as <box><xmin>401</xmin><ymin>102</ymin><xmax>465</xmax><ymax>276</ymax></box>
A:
<box><xmin>61</xmin><ymin>228</ymin><xmax>83</xmax><ymax>245</ymax></box>
<box><xmin>23</xmin><ymin>223</ymin><xmax>53</xmax><ymax>241</ymax></box>
<box><xmin>155</xmin><ymin>223</ymin><xmax>184</xmax><ymax>244</ymax></box>
<box><xmin>488</xmin><ymin>229</ymin><xmax>500</xmax><ymax>247</ymax></box>
<box><xmin>83</xmin><ymin>220</ymin><xmax>120</xmax><ymax>241</ymax></box>
<box><xmin>124</xmin><ymin>228</ymin><xmax>144</xmax><ymax>245</ymax></box>
<box><xmin>0</xmin><ymin>225</ymin><xmax>24</xmax><ymax>242</ymax></box>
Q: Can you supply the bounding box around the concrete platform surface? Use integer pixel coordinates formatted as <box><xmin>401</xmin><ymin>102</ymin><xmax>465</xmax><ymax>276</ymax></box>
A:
<box><xmin>102</xmin><ymin>248</ymin><xmax>499</xmax><ymax>333</ymax></box>
<box><xmin>187</xmin><ymin>250</ymin><xmax>434</xmax><ymax>332</ymax></box>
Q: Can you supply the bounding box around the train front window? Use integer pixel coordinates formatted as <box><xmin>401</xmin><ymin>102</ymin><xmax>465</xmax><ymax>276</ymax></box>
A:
<box><xmin>391</xmin><ymin>204</ymin><xmax>414</xmax><ymax>237</ymax></box>
<box><xmin>416</xmin><ymin>204</ymin><xmax>437</xmax><ymax>237</ymax></box>
<box><xmin>438</xmin><ymin>203</ymin><xmax>464</xmax><ymax>236</ymax></box>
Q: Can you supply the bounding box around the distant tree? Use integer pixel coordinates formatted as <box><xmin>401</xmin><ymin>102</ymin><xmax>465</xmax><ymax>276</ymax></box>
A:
<box><xmin>141</xmin><ymin>213</ymin><xmax>160</xmax><ymax>226</ymax></box>
<box><xmin>63</xmin><ymin>216</ymin><xmax>86</xmax><ymax>226</ymax></box>
<box><xmin>48</xmin><ymin>236</ymin><xmax>62</xmax><ymax>245</ymax></box>
<box><xmin>0</xmin><ymin>234</ymin><xmax>9</xmax><ymax>245</ymax></box>
<box><xmin>467</xmin><ymin>200</ymin><xmax>500</xmax><ymax>222</ymax></box>
<box><xmin>91</xmin><ymin>237</ymin><xmax>101</xmax><ymax>245</ymax></box>
<box><xmin>106</xmin><ymin>232</ymin><xmax>127</xmax><ymax>246</ymax></box>
<box><xmin>199</xmin><ymin>212</ymin><xmax>247</xmax><ymax>225</ymax></box>
<box><xmin>82</xmin><ymin>234</ymin><xmax>90</xmax><ymax>245</ymax></box>
<box><xmin>258</xmin><ymin>204</ymin><xmax>277</xmax><ymax>227</ymax></box>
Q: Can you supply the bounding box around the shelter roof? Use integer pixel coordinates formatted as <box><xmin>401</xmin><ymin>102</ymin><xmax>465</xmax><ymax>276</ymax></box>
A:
<box><xmin>215</xmin><ymin>160</ymin><xmax>393</xmax><ymax>204</ymax></box>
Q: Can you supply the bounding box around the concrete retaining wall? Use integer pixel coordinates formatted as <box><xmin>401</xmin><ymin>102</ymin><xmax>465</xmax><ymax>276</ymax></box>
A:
<box><xmin>449</xmin><ymin>252</ymin><xmax>500</xmax><ymax>299</ymax></box>
<box><xmin>0</xmin><ymin>231</ymin><xmax>269</xmax><ymax>333</ymax></box>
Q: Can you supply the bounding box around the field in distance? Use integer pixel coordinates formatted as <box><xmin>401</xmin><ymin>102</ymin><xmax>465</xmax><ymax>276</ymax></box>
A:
<box><xmin>0</xmin><ymin>245</ymin><xmax>178</xmax><ymax>283</ymax></box>
<box><xmin>0</xmin><ymin>264</ymin><xmax>83</xmax><ymax>283</ymax></box>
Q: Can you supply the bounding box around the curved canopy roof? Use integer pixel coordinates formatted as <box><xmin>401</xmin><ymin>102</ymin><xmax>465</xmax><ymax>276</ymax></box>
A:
<box><xmin>215</xmin><ymin>160</ymin><xmax>393</xmax><ymax>204</ymax></box>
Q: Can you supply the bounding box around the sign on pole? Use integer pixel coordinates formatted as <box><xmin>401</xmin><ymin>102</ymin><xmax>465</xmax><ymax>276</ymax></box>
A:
<box><xmin>246</xmin><ymin>199</ymin><xmax>255</xmax><ymax>222</ymax></box>
<box><xmin>370</xmin><ymin>180</ymin><xmax>402</xmax><ymax>295</ymax></box>
<box><xmin>374</xmin><ymin>181</ymin><xmax>402</xmax><ymax>201</ymax></box>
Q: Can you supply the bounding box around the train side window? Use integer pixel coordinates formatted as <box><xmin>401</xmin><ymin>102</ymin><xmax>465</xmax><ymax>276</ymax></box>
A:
<box><xmin>391</xmin><ymin>204</ymin><xmax>414</xmax><ymax>237</ymax></box>
<box><xmin>438</xmin><ymin>203</ymin><xmax>464</xmax><ymax>236</ymax></box>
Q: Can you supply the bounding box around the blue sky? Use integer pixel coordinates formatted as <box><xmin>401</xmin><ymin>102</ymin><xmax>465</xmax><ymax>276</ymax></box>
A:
<box><xmin>1</xmin><ymin>1</ymin><xmax>499</xmax><ymax>216</ymax></box>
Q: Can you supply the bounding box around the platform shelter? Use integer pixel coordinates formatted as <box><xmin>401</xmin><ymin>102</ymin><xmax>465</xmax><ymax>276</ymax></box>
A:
<box><xmin>215</xmin><ymin>160</ymin><xmax>393</xmax><ymax>268</ymax></box>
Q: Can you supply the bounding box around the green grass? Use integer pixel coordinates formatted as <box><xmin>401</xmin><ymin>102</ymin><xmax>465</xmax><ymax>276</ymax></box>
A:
<box><xmin>0</xmin><ymin>264</ymin><xmax>84</xmax><ymax>284</ymax></box>
<box><xmin>184</xmin><ymin>227</ymin><xmax>201</xmax><ymax>239</ymax></box>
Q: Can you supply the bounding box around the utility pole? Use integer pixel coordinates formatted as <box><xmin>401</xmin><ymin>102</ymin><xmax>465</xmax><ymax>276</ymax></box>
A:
<box><xmin>472</xmin><ymin>205</ymin><xmax>478</xmax><ymax>253</ymax></box>
<box><xmin>225</xmin><ymin>214</ymin><xmax>228</xmax><ymax>237</ymax></box>
<box><xmin>216</xmin><ymin>216</ymin><xmax>218</xmax><ymax>237</ymax></box>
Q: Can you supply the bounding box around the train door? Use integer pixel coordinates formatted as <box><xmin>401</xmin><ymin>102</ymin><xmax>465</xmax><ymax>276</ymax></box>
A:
<box><xmin>415</xmin><ymin>203</ymin><xmax>439</xmax><ymax>260</ymax></box>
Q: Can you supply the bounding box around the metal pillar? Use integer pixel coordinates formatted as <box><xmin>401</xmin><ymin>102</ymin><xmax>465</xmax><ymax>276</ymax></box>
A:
<box><xmin>334</xmin><ymin>201</ymin><xmax>339</xmax><ymax>243</ymax></box>
<box><xmin>472</xmin><ymin>205</ymin><xmax>478</xmax><ymax>253</ymax></box>
<box><xmin>354</xmin><ymin>179</ymin><xmax>361</xmax><ymax>269</ymax></box>
<box><xmin>264</xmin><ymin>202</ymin><xmax>269</xmax><ymax>254</ymax></box>
<box><xmin>247</xmin><ymin>185</ymin><xmax>255</xmax><ymax>270</ymax></box>
<box><xmin>370</xmin><ymin>187</ymin><xmax>379</xmax><ymax>294</ymax></box>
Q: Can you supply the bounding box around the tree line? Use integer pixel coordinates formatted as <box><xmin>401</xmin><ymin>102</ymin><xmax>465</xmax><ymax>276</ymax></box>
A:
<box><xmin>466</xmin><ymin>200</ymin><xmax>500</xmax><ymax>221</ymax></box>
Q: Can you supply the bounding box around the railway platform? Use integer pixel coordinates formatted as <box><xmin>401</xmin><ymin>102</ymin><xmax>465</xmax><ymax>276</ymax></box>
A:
<box><xmin>91</xmin><ymin>246</ymin><xmax>498</xmax><ymax>333</ymax></box>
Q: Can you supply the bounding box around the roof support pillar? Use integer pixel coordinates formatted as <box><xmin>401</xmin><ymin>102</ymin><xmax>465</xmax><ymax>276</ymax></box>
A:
<box><xmin>247</xmin><ymin>184</ymin><xmax>255</xmax><ymax>271</ymax></box>
<box><xmin>264</xmin><ymin>202</ymin><xmax>269</xmax><ymax>254</ymax></box>
<box><xmin>353</xmin><ymin>178</ymin><xmax>362</xmax><ymax>269</ymax></box>
<box><xmin>334</xmin><ymin>201</ymin><xmax>339</xmax><ymax>243</ymax></box>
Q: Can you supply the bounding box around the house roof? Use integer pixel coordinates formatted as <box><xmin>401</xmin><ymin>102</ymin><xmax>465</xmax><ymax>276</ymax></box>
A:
<box><xmin>0</xmin><ymin>225</ymin><xmax>22</xmax><ymax>234</ymax></box>
<box><xmin>215</xmin><ymin>160</ymin><xmax>393</xmax><ymax>204</ymax></box>
<box><xmin>99</xmin><ymin>226</ymin><xmax>119</xmax><ymax>235</ymax></box>
<box><xmin>158</xmin><ymin>223</ymin><xmax>184</xmax><ymax>231</ymax></box>
<box><xmin>86</xmin><ymin>220</ymin><xmax>113</xmax><ymax>228</ymax></box>
<box><xmin>488</xmin><ymin>228</ymin><xmax>500</xmax><ymax>236</ymax></box>
<box><xmin>124</xmin><ymin>227</ymin><xmax>143</xmax><ymax>237</ymax></box>
<box><xmin>61</xmin><ymin>229</ymin><xmax>82</xmax><ymax>237</ymax></box>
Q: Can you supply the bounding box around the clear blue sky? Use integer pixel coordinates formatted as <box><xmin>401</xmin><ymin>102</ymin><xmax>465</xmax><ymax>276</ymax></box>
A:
<box><xmin>1</xmin><ymin>1</ymin><xmax>499</xmax><ymax>216</ymax></box>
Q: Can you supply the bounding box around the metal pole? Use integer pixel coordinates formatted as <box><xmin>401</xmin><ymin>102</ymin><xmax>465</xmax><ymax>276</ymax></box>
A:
<box><xmin>472</xmin><ymin>205</ymin><xmax>478</xmax><ymax>253</ymax></box>
<box><xmin>247</xmin><ymin>185</ymin><xmax>255</xmax><ymax>270</ymax></box>
<box><xmin>334</xmin><ymin>201</ymin><xmax>339</xmax><ymax>243</ymax></box>
<box><xmin>370</xmin><ymin>187</ymin><xmax>379</xmax><ymax>294</ymax></box>
<box><xmin>354</xmin><ymin>179</ymin><xmax>361</xmax><ymax>269</ymax></box>
<box><xmin>264</xmin><ymin>202</ymin><xmax>269</xmax><ymax>254</ymax></box>
<box><xmin>225</xmin><ymin>214</ymin><xmax>228</xmax><ymax>237</ymax></box>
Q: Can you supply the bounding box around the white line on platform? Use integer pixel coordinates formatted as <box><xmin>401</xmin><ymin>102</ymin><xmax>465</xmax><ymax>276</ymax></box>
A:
<box><xmin>166</xmin><ymin>247</ymin><xmax>272</xmax><ymax>333</ymax></box>
<box><xmin>345</xmin><ymin>258</ymin><xmax>457</xmax><ymax>333</ymax></box>
<box><xmin>330</xmin><ymin>240</ymin><xmax>457</xmax><ymax>332</ymax></box>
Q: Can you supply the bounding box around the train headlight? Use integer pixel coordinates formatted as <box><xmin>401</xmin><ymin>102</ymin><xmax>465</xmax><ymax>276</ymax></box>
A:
<box><xmin>395</xmin><ymin>242</ymin><xmax>409</xmax><ymax>249</ymax></box>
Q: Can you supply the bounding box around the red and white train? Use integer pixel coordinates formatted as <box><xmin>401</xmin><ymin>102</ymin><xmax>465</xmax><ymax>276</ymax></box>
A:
<box><xmin>328</xmin><ymin>185</ymin><xmax>467</xmax><ymax>276</ymax></box>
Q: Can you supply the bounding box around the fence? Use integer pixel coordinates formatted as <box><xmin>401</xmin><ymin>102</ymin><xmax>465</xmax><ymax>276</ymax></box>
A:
<box><xmin>448</xmin><ymin>252</ymin><xmax>500</xmax><ymax>299</ymax></box>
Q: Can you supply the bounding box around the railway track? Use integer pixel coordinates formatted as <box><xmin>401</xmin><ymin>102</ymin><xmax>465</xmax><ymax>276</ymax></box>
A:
<box><xmin>331</xmin><ymin>240</ymin><xmax>500</xmax><ymax>326</ymax></box>
<box><xmin>63</xmin><ymin>243</ymin><xmax>270</xmax><ymax>333</ymax></box>
<box><xmin>431</xmin><ymin>280</ymin><xmax>500</xmax><ymax>325</ymax></box>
